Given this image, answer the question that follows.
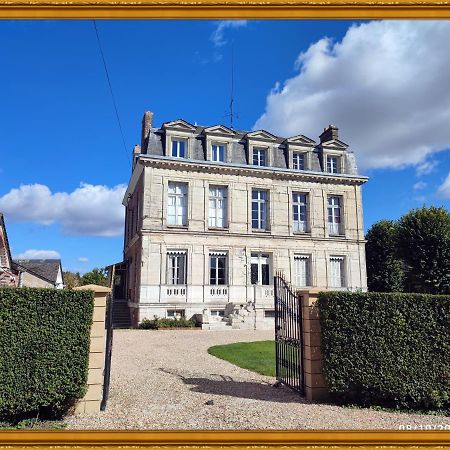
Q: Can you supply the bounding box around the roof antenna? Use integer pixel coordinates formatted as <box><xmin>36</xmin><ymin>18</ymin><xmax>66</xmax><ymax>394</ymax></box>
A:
<box><xmin>230</xmin><ymin>43</ymin><xmax>235</xmax><ymax>130</ymax></box>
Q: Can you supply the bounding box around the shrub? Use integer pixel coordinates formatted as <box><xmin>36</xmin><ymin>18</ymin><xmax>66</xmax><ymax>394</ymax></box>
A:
<box><xmin>0</xmin><ymin>287</ymin><xmax>94</xmax><ymax>420</ymax></box>
<box><xmin>138</xmin><ymin>316</ymin><xmax>196</xmax><ymax>329</ymax></box>
<box><xmin>318</xmin><ymin>291</ymin><xmax>450</xmax><ymax>410</ymax></box>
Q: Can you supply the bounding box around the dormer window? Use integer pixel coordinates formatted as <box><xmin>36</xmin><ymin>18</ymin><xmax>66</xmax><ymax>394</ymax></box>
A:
<box><xmin>326</xmin><ymin>155</ymin><xmax>340</xmax><ymax>174</ymax></box>
<box><xmin>211</xmin><ymin>143</ymin><xmax>225</xmax><ymax>162</ymax></box>
<box><xmin>253</xmin><ymin>147</ymin><xmax>267</xmax><ymax>166</ymax></box>
<box><xmin>172</xmin><ymin>139</ymin><xmax>187</xmax><ymax>158</ymax></box>
<box><xmin>293</xmin><ymin>152</ymin><xmax>305</xmax><ymax>170</ymax></box>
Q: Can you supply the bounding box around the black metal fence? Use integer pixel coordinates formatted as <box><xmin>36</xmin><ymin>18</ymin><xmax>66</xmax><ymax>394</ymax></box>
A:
<box><xmin>274</xmin><ymin>272</ymin><xmax>304</xmax><ymax>395</ymax></box>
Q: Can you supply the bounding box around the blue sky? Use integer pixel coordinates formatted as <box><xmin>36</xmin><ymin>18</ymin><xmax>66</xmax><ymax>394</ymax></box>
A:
<box><xmin>1</xmin><ymin>20</ymin><xmax>450</xmax><ymax>273</ymax></box>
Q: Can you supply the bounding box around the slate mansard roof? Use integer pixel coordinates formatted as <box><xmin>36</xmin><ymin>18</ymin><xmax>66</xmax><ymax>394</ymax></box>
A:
<box><xmin>138</xmin><ymin>114</ymin><xmax>360</xmax><ymax>176</ymax></box>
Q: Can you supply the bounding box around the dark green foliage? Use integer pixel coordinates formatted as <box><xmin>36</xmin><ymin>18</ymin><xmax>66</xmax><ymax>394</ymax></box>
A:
<box><xmin>80</xmin><ymin>268</ymin><xmax>108</xmax><ymax>287</ymax></box>
<box><xmin>0</xmin><ymin>287</ymin><xmax>94</xmax><ymax>420</ymax></box>
<box><xmin>138</xmin><ymin>317</ymin><xmax>196</xmax><ymax>329</ymax></box>
<box><xmin>318</xmin><ymin>291</ymin><xmax>450</xmax><ymax>410</ymax></box>
<box><xmin>397</xmin><ymin>207</ymin><xmax>450</xmax><ymax>294</ymax></box>
<box><xmin>365</xmin><ymin>220</ymin><xmax>405</xmax><ymax>292</ymax></box>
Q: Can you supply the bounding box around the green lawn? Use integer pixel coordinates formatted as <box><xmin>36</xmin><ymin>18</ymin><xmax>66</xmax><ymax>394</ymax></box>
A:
<box><xmin>208</xmin><ymin>340</ymin><xmax>276</xmax><ymax>377</ymax></box>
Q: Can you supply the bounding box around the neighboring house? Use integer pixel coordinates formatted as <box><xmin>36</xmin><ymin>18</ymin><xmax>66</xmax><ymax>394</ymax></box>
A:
<box><xmin>122</xmin><ymin>111</ymin><xmax>368</xmax><ymax>327</ymax></box>
<box><xmin>13</xmin><ymin>259</ymin><xmax>64</xmax><ymax>289</ymax></box>
<box><xmin>0</xmin><ymin>213</ymin><xmax>19</xmax><ymax>287</ymax></box>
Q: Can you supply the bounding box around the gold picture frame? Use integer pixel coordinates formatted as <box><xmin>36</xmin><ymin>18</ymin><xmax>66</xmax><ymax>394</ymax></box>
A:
<box><xmin>0</xmin><ymin>4</ymin><xmax>449</xmax><ymax>449</ymax></box>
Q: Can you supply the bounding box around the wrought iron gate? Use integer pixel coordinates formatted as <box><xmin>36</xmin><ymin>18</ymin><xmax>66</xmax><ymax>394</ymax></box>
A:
<box><xmin>274</xmin><ymin>273</ymin><xmax>304</xmax><ymax>395</ymax></box>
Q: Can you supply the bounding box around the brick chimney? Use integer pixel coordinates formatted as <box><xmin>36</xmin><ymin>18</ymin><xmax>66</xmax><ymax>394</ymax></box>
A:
<box><xmin>319</xmin><ymin>124</ymin><xmax>338</xmax><ymax>143</ymax></box>
<box><xmin>141</xmin><ymin>111</ymin><xmax>153</xmax><ymax>149</ymax></box>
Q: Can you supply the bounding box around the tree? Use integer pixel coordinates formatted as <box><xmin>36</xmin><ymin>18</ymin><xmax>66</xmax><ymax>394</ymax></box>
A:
<box><xmin>80</xmin><ymin>268</ymin><xmax>108</xmax><ymax>287</ymax></box>
<box><xmin>397</xmin><ymin>206</ymin><xmax>450</xmax><ymax>294</ymax></box>
<box><xmin>63</xmin><ymin>271</ymin><xmax>81</xmax><ymax>289</ymax></box>
<box><xmin>365</xmin><ymin>220</ymin><xmax>405</xmax><ymax>292</ymax></box>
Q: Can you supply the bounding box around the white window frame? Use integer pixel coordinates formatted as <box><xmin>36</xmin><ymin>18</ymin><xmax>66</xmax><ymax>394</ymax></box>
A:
<box><xmin>252</xmin><ymin>147</ymin><xmax>267</xmax><ymax>166</ymax></box>
<box><xmin>211</xmin><ymin>143</ymin><xmax>226</xmax><ymax>162</ymax></box>
<box><xmin>328</xmin><ymin>195</ymin><xmax>343</xmax><ymax>235</ymax></box>
<box><xmin>326</xmin><ymin>155</ymin><xmax>341</xmax><ymax>174</ymax></box>
<box><xmin>252</xmin><ymin>189</ymin><xmax>268</xmax><ymax>230</ymax></box>
<box><xmin>329</xmin><ymin>256</ymin><xmax>346</xmax><ymax>288</ymax></box>
<box><xmin>294</xmin><ymin>254</ymin><xmax>311</xmax><ymax>287</ymax></box>
<box><xmin>293</xmin><ymin>152</ymin><xmax>305</xmax><ymax>170</ymax></box>
<box><xmin>171</xmin><ymin>138</ymin><xmax>187</xmax><ymax>158</ymax></box>
<box><xmin>250</xmin><ymin>253</ymin><xmax>271</xmax><ymax>286</ymax></box>
<box><xmin>167</xmin><ymin>309</ymin><xmax>185</xmax><ymax>318</ymax></box>
<box><xmin>167</xmin><ymin>182</ymin><xmax>188</xmax><ymax>226</ymax></box>
<box><xmin>208</xmin><ymin>186</ymin><xmax>228</xmax><ymax>228</ymax></box>
<box><xmin>209</xmin><ymin>252</ymin><xmax>227</xmax><ymax>285</ymax></box>
<box><xmin>167</xmin><ymin>252</ymin><xmax>187</xmax><ymax>285</ymax></box>
<box><xmin>292</xmin><ymin>192</ymin><xmax>308</xmax><ymax>233</ymax></box>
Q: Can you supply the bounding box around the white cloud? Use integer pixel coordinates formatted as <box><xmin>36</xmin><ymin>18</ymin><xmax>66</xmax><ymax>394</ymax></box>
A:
<box><xmin>77</xmin><ymin>257</ymin><xmax>89</xmax><ymax>263</ymax></box>
<box><xmin>15</xmin><ymin>249</ymin><xmax>61</xmax><ymax>259</ymax></box>
<box><xmin>211</xmin><ymin>20</ymin><xmax>248</xmax><ymax>47</ymax></box>
<box><xmin>437</xmin><ymin>172</ymin><xmax>450</xmax><ymax>199</ymax></box>
<box><xmin>0</xmin><ymin>183</ymin><xmax>126</xmax><ymax>236</ymax></box>
<box><xmin>413</xmin><ymin>181</ymin><xmax>427</xmax><ymax>190</ymax></box>
<box><xmin>254</xmin><ymin>21</ymin><xmax>450</xmax><ymax>171</ymax></box>
<box><xmin>416</xmin><ymin>160</ymin><xmax>438</xmax><ymax>176</ymax></box>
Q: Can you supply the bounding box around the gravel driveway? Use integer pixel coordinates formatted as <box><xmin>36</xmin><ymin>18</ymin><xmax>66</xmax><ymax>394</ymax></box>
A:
<box><xmin>67</xmin><ymin>329</ymin><xmax>450</xmax><ymax>430</ymax></box>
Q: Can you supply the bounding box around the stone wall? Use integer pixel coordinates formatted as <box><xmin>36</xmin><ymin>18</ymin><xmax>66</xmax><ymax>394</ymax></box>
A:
<box><xmin>73</xmin><ymin>284</ymin><xmax>110</xmax><ymax>415</ymax></box>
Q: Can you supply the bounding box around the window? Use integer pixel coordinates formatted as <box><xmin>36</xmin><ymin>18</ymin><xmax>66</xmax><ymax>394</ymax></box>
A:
<box><xmin>167</xmin><ymin>182</ymin><xmax>187</xmax><ymax>226</ymax></box>
<box><xmin>171</xmin><ymin>139</ymin><xmax>186</xmax><ymax>158</ymax></box>
<box><xmin>250</xmin><ymin>253</ymin><xmax>270</xmax><ymax>285</ymax></box>
<box><xmin>167</xmin><ymin>252</ymin><xmax>186</xmax><ymax>285</ymax></box>
<box><xmin>167</xmin><ymin>309</ymin><xmax>185</xmax><ymax>318</ymax></box>
<box><xmin>209</xmin><ymin>252</ymin><xmax>227</xmax><ymax>285</ymax></box>
<box><xmin>209</xmin><ymin>186</ymin><xmax>227</xmax><ymax>228</ymax></box>
<box><xmin>294</xmin><ymin>254</ymin><xmax>311</xmax><ymax>287</ymax></box>
<box><xmin>329</xmin><ymin>256</ymin><xmax>345</xmax><ymax>288</ymax></box>
<box><xmin>292</xmin><ymin>192</ymin><xmax>308</xmax><ymax>232</ymax></box>
<box><xmin>264</xmin><ymin>310</ymin><xmax>275</xmax><ymax>318</ymax></box>
<box><xmin>252</xmin><ymin>190</ymin><xmax>268</xmax><ymax>230</ymax></box>
<box><xmin>326</xmin><ymin>155</ymin><xmax>340</xmax><ymax>173</ymax></box>
<box><xmin>211</xmin><ymin>310</ymin><xmax>225</xmax><ymax>317</ymax></box>
<box><xmin>328</xmin><ymin>196</ymin><xmax>342</xmax><ymax>235</ymax></box>
<box><xmin>211</xmin><ymin>143</ymin><xmax>225</xmax><ymax>162</ymax></box>
<box><xmin>252</xmin><ymin>147</ymin><xmax>267</xmax><ymax>166</ymax></box>
<box><xmin>293</xmin><ymin>152</ymin><xmax>305</xmax><ymax>170</ymax></box>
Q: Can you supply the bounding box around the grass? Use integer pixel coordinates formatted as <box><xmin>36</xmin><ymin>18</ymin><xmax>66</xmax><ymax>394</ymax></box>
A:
<box><xmin>0</xmin><ymin>418</ymin><xmax>67</xmax><ymax>430</ymax></box>
<box><xmin>208</xmin><ymin>340</ymin><xmax>276</xmax><ymax>377</ymax></box>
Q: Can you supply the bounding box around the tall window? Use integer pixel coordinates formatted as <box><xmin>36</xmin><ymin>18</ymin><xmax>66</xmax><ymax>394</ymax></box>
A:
<box><xmin>211</xmin><ymin>144</ymin><xmax>225</xmax><ymax>162</ymax></box>
<box><xmin>171</xmin><ymin>139</ymin><xmax>186</xmax><ymax>158</ymax></box>
<box><xmin>252</xmin><ymin>147</ymin><xmax>267</xmax><ymax>166</ymax></box>
<box><xmin>168</xmin><ymin>182</ymin><xmax>187</xmax><ymax>226</ymax></box>
<box><xmin>209</xmin><ymin>252</ymin><xmax>227</xmax><ymax>285</ymax></box>
<box><xmin>326</xmin><ymin>155</ymin><xmax>340</xmax><ymax>173</ymax></box>
<box><xmin>209</xmin><ymin>186</ymin><xmax>227</xmax><ymax>228</ymax></box>
<box><xmin>328</xmin><ymin>196</ymin><xmax>342</xmax><ymax>235</ymax></box>
<box><xmin>293</xmin><ymin>152</ymin><xmax>305</xmax><ymax>170</ymax></box>
<box><xmin>329</xmin><ymin>256</ymin><xmax>345</xmax><ymax>287</ymax></box>
<box><xmin>293</xmin><ymin>192</ymin><xmax>308</xmax><ymax>232</ymax></box>
<box><xmin>167</xmin><ymin>252</ymin><xmax>186</xmax><ymax>285</ymax></box>
<box><xmin>251</xmin><ymin>253</ymin><xmax>270</xmax><ymax>285</ymax></box>
<box><xmin>252</xmin><ymin>190</ymin><xmax>268</xmax><ymax>230</ymax></box>
<box><xmin>294</xmin><ymin>254</ymin><xmax>311</xmax><ymax>287</ymax></box>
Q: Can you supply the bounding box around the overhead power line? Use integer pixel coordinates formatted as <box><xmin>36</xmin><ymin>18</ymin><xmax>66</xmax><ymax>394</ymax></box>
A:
<box><xmin>92</xmin><ymin>20</ymin><xmax>128</xmax><ymax>159</ymax></box>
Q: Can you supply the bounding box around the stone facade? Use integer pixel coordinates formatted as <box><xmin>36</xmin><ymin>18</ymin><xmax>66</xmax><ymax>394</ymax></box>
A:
<box><xmin>122</xmin><ymin>112</ymin><xmax>368</xmax><ymax>328</ymax></box>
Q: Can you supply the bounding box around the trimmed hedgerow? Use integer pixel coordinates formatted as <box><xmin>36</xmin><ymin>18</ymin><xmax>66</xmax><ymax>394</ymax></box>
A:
<box><xmin>318</xmin><ymin>291</ymin><xmax>450</xmax><ymax>410</ymax></box>
<box><xmin>139</xmin><ymin>317</ymin><xmax>196</xmax><ymax>329</ymax></box>
<box><xmin>0</xmin><ymin>287</ymin><xmax>94</xmax><ymax>420</ymax></box>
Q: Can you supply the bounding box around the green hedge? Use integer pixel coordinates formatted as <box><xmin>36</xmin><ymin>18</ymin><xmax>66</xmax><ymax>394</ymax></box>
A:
<box><xmin>0</xmin><ymin>287</ymin><xmax>94</xmax><ymax>420</ymax></box>
<box><xmin>318</xmin><ymin>291</ymin><xmax>450</xmax><ymax>410</ymax></box>
<box><xmin>139</xmin><ymin>317</ymin><xmax>196</xmax><ymax>329</ymax></box>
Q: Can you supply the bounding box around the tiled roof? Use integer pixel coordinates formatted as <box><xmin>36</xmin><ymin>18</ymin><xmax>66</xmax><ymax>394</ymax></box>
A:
<box><xmin>13</xmin><ymin>259</ymin><xmax>61</xmax><ymax>284</ymax></box>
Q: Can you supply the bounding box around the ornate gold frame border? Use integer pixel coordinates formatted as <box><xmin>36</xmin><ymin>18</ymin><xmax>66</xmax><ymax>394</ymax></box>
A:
<box><xmin>1</xmin><ymin>0</ymin><xmax>450</xmax><ymax>18</ymax></box>
<box><xmin>1</xmin><ymin>2</ymin><xmax>450</xmax><ymax>449</ymax></box>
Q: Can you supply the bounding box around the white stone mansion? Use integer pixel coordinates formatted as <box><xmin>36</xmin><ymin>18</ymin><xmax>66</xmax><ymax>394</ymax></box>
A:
<box><xmin>122</xmin><ymin>111</ymin><xmax>368</xmax><ymax>327</ymax></box>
